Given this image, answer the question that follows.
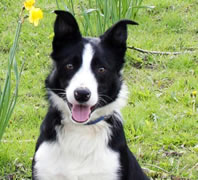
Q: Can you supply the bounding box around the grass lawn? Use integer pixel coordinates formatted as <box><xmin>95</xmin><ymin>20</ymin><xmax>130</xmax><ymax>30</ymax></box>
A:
<box><xmin>0</xmin><ymin>0</ymin><xmax>198</xmax><ymax>179</ymax></box>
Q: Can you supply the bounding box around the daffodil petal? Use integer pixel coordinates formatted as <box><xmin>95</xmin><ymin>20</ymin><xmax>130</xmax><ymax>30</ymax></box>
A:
<box><xmin>24</xmin><ymin>0</ymin><xmax>35</xmax><ymax>11</ymax></box>
<box><xmin>29</xmin><ymin>15</ymin><xmax>33</xmax><ymax>23</ymax></box>
<box><xmin>28</xmin><ymin>7</ymin><xmax>43</xmax><ymax>26</ymax></box>
<box><xmin>34</xmin><ymin>20</ymin><xmax>39</xmax><ymax>26</ymax></box>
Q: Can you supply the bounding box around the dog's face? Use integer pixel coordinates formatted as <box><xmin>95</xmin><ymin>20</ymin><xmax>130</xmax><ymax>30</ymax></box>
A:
<box><xmin>47</xmin><ymin>11</ymin><xmax>137</xmax><ymax>124</ymax></box>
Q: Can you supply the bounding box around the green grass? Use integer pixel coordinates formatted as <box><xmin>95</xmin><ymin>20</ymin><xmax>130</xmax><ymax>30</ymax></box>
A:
<box><xmin>56</xmin><ymin>0</ymin><xmax>146</xmax><ymax>36</ymax></box>
<box><xmin>0</xmin><ymin>0</ymin><xmax>198</xmax><ymax>179</ymax></box>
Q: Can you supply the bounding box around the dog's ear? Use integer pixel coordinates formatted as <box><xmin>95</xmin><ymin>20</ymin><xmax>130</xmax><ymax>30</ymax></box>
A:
<box><xmin>100</xmin><ymin>20</ymin><xmax>138</xmax><ymax>47</ymax></box>
<box><xmin>52</xmin><ymin>11</ymin><xmax>81</xmax><ymax>50</ymax></box>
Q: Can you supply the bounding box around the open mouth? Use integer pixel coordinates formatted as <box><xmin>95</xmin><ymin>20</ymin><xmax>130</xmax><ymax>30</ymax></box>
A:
<box><xmin>67</xmin><ymin>102</ymin><xmax>96</xmax><ymax>123</ymax></box>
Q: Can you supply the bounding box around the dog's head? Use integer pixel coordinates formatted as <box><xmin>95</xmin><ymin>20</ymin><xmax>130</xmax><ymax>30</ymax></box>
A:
<box><xmin>47</xmin><ymin>10</ymin><xmax>138</xmax><ymax>125</ymax></box>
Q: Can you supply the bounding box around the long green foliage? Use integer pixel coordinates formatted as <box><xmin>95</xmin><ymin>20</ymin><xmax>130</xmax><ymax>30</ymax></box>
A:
<box><xmin>81</xmin><ymin>0</ymin><xmax>144</xmax><ymax>36</ymax></box>
<box><xmin>56</xmin><ymin>0</ymin><xmax>153</xmax><ymax>36</ymax></box>
<box><xmin>0</xmin><ymin>16</ymin><xmax>23</xmax><ymax>141</ymax></box>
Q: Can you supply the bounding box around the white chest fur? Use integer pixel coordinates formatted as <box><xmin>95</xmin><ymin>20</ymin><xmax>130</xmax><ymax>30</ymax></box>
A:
<box><xmin>34</xmin><ymin>122</ymin><xmax>120</xmax><ymax>180</ymax></box>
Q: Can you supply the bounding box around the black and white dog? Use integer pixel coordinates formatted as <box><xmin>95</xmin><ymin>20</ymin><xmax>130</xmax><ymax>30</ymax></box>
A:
<box><xmin>32</xmin><ymin>10</ymin><xmax>149</xmax><ymax>180</ymax></box>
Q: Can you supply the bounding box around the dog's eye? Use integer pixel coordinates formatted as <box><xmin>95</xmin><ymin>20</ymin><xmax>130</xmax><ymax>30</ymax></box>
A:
<box><xmin>98</xmin><ymin>67</ymin><xmax>106</xmax><ymax>74</ymax></box>
<box><xmin>66</xmin><ymin>64</ymin><xmax>74</xmax><ymax>70</ymax></box>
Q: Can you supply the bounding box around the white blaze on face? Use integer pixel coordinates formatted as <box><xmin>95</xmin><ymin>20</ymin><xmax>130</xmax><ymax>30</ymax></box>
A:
<box><xmin>66</xmin><ymin>43</ymin><xmax>98</xmax><ymax>123</ymax></box>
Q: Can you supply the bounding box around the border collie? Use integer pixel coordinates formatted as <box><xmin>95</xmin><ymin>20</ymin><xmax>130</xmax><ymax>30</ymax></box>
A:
<box><xmin>32</xmin><ymin>10</ymin><xmax>149</xmax><ymax>180</ymax></box>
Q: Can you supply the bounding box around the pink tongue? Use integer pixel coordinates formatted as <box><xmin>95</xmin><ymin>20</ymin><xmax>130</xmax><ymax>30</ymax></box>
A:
<box><xmin>72</xmin><ymin>105</ymin><xmax>91</xmax><ymax>122</ymax></box>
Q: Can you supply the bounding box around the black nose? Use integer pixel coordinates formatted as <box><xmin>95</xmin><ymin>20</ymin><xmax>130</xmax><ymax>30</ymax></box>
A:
<box><xmin>74</xmin><ymin>88</ymin><xmax>91</xmax><ymax>103</ymax></box>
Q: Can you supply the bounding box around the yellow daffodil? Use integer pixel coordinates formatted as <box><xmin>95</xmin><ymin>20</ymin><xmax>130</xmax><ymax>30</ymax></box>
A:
<box><xmin>29</xmin><ymin>7</ymin><xmax>43</xmax><ymax>26</ymax></box>
<box><xmin>191</xmin><ymin>90</ymin><xmax>197</xmax><ymax>98</ymax></box>
<box><xmin>24</xmin><ymin>0</ymin><xmax>35</xmax><ymax>10</ymax></box>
